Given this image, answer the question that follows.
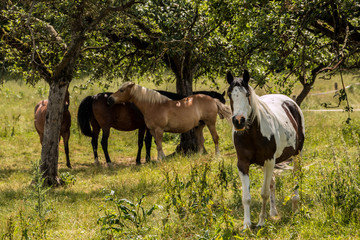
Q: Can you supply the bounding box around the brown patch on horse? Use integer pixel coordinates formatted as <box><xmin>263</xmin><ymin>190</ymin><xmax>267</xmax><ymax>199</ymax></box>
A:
<box><xmin>281</xmin><ymin>100</ymin><xmax>305</xmax><ymax>152</ymax></box>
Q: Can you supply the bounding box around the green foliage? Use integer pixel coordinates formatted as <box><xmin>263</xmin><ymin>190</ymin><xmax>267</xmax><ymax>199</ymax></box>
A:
<box><xmin>97</xmin><ymin>192</ymin><xmax>161</xmax><ymax>239</ymax></box>
<box><xmin>59</xmin><ymin>172</ymin><xmax>76</xmax><ymax>187</ymax></box>
<box><xmin>162</xmin><ymin>160</ymin><xmax>239</xmax><ymax>239</ymax></box>
<box><xmin>1</xmin><ymin>162</ymin><xmax>52</xmax><ymax>239</ymax></box>
<box><xmin>317</xmin><ymin>132</ymin><xmax>360</xmax><ymax>225</ymax></box>
<box><xmin>0</xmin><ymin>114</ymin><xmax>21</xmax><ymax>137</ymax></box>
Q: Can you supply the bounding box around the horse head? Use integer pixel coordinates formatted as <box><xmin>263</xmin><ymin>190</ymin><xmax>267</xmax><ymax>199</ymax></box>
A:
<box><xmin>107</xmin><ymin>82</ymin><xmax>135</xmax><ymax>106</ymax></box>
<box><xmin>226</xmin><ymin>70</ymin><xmax>252</xmax><ymax>132</ymax></box>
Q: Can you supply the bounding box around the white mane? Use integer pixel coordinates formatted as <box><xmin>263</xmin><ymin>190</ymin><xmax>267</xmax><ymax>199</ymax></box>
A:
<box><xmin>128</xmin><ymin>83</ymin><xmax>171</xmax><ymax>104</ymax></box>
<box><xmin>248</xmin><ymin>86</ymin><xmax>274</xmax><ymax>125</ymax></box>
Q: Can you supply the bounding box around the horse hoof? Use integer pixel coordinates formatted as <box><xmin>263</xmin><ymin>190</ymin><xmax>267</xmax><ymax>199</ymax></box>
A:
<box><xmin>67</xmin><ymin>164</ymin><xmax>72</xmax><ymax>169</ymax></box>
<box><xmin>270</xmin><ymin>215</ymin><xmax>281</xmax><ymax>221</ymax></box>
<box><xmin>107</xmin><ymin>162</ymin><xmax>113</xmax><ymax>168</ymax></box>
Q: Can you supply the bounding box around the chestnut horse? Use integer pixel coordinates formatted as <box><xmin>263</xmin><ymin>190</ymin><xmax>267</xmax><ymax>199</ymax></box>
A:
<box><xmin>108</xmin><ymin>82</ymin><xmax>232</xmax><ymax>160</ymax></box>
<box><xmin>226</xmin><ymin>70</ymin><xmax>305</xmax><ymax>229</ymax></box>
<box><xmin>34</xmin><ymin>90</ymin><xmax>71</xmax><ymax>168</ymax></box>
<box><xmin>78</xmin><ymin>91</ymin><xmax>227</xmax><ymax>166</ymax></box>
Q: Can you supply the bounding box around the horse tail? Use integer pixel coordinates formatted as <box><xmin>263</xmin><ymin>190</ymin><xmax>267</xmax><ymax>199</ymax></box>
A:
<box><xmin>215</xmin><ymin>100</ymin><xmax>232</xmax><ymax>120</ymax></box>
<box><xmin>77</xmin><ymin>96</ymin><xmax>94</xmax><ymax>137</ymax></box>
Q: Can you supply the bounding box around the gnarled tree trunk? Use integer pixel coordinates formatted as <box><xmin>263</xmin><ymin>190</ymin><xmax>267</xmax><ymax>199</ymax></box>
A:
<box><xmin>40</xmin><ymin>80</ymin><xmax>70</xmax><ymax>186</ymax></box>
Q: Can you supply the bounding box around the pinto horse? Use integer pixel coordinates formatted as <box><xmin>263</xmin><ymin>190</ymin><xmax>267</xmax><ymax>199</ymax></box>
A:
<box><xmin>108</xmin><ymin>82</ymin><xmax>232</xmax><ymax>160</ymax></box>
<box><xmin>77</xmin><ymin>92</ymin><xmax>152</xmax><ymax>166</ymax></box>
<box><xmin>226</xmin><ymin>70</ymin><xmax>305</xmax><ymax>229</ymax></box>
<box><xmin>34</xmin><ymin>90</ymin><xmax>72</xmax><ymax>168</ymax></box>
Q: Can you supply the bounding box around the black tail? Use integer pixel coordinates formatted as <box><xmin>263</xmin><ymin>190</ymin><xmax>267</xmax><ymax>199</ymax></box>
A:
<box><xmin>77</xmin><ymin>96</ymin><xmax>94</xmax><ymax>137</ymax></box>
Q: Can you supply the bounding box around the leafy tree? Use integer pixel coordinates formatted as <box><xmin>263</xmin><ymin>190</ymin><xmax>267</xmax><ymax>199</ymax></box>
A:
<box><xmin>0</xmin><ymin>0</ymin><xmax>138</xmax><ymax>186</ymax></box>
<box><xmin>93</xmin><ymin>0</ymin><xmax>234</xmax><ymax>153</ymax></box>
<box><xmin>225</xmin><ymin>0</ymin><xmax>359</xmax><ymax>110</ymax></box>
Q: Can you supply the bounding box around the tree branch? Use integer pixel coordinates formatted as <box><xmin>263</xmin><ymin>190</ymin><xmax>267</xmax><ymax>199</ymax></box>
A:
<box><xmin>0</xmin><ymin>28</ymin><xmax>52</xmax><ymax>80</ymax></box>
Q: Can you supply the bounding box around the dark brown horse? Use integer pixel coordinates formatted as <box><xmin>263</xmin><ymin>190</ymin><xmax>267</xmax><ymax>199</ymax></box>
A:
<box><xmin>77</xmin><ymin>92</ymin><xmax>152</xmax><ymax>166</ymax></box>
<box><xmin>34</xmin><ymin>90</ymin><xmax>71</xmax><ymax>168</ymax></box>
<box><xmin>108</xmin><ymin>82</ymin><xmax>232</xmax><ymax>160</ymax></box>
<box><xmin>226</xmin><ymin>70</ymin><xmax>305</xmax><ymax>229</ymax></box>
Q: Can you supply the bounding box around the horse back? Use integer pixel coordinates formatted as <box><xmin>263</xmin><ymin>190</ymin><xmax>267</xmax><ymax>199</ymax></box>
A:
<box><xmin>260</xmin><ymin>94</ymin><xmax>304</xmax><ymax>160</ymax></box>
<box><xmin>91</xmin><ymin>93</ymin><xmax>145</xmax><ymax>131</ymax></box>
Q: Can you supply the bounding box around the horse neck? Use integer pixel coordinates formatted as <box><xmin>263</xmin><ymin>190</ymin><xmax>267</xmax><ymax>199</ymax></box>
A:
<box><xmin>129</xmin><ymin>85</ymin><xmax>169</xmax><ymax>113</ymax></box>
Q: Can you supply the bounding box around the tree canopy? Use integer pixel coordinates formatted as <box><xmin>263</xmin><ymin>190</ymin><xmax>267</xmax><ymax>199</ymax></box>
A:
<box><xmin>1</xmin><ymin>0</ymin><xmax>359</xmax><ymax>185</ymax></box>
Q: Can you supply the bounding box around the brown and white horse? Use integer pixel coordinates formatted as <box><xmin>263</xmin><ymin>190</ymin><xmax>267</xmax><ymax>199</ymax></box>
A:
<box><xmin>34</xmin><ymin>90</ymin><xmax>71</xmax><ymax>168</ymax></box>
<box><xmin>226</xmin><ymin>70</ymin><xmax>305</xmax><ymax>229</ymax></box>
<box><xmin>108</xmin><ymin>82</ymin><xmax>232</xmax><ymax>160</ymax></box>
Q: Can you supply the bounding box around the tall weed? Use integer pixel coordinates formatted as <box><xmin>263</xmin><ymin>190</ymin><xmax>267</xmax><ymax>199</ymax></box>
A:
<box><xmin>317</xmin><ymin>131</ymin><xmax>360</xmax><ymax>224</ymax></box>
<box><xmin>1</xmin><ymin>162</ymin><xmax>53</xmax><ymax>239</ymax></box>
<box><xmin>98</xmin><ymin>191</ymin><xmax>160</xmax><ymax>239</ymax></box>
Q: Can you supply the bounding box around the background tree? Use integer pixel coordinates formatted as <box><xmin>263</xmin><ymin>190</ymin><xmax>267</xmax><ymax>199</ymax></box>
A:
<box><xmin>225</xmin><ymin>0</ymin><xmax>359</xmax><ymax>109</ymax></box>
<box><xmin>87</xmin><ymin>0</ymin><xmax>234</xmax><ymax>153</ymax></box>
<box><xmin>0</xmin><ymin>0</ymin><xmax>138</xmax><ymax>186</ymax></box>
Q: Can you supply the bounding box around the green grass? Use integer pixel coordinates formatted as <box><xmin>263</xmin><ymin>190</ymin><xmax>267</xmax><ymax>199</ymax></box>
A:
<box><xmin>0</xmin><ymin>72</ymin><xmax>359</xmax><ymax>239</ymax></box>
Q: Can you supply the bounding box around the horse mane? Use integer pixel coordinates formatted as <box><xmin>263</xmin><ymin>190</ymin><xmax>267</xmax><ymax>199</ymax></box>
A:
<box><xmin>130</xmin><ymin>83</ymin><xmax>171</xmax><ymax>104</ymax></box>
<box><xmin>248</xmin><ymin>86</ymin><xmax>273</xmax><ymax>125</ymax></box>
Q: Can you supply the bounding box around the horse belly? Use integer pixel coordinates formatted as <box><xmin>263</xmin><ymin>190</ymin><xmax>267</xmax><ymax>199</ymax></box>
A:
<box><xmin>164</xmin><ymin>109</ymin><xmax>201</xmax><ymax>133</ymax></box>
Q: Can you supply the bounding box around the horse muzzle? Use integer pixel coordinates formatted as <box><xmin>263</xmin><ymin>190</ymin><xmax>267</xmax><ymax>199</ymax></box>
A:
<box><xmin>107</xmin><ymin>96</ymin><xmax>115</xmax><ymax>106</ymax></box>
<box><xmin>232</xmin><ymin>115</ymin><xmax>246</xmax><ymax>131</ymax></box>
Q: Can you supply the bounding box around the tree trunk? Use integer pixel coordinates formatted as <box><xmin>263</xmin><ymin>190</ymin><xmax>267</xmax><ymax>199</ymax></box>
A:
<box><xmin>295</xmin><ymin>83</ymin><xmax>313</xmax><ymax>106</ymax></box>
<box><xmin>173</xmin><ymin>54</ymin><xmax>200</xmax><ymax>154</ymax></box>
<box><xmin>175</xmin><ymin>71</ymin><xmax>198</xmax><ymax>154</ymax></box>
<box><xmin>295</xmin><ymin>68</ymin><xmax>320</xmax><ymax>106</ymax></box>
<box><xmin>163</xmin><ymin>49</ymin><xmax>201</xmax><ymax>154</ymax></box>
<box><xmin>40</xmin><ymin>81</ymin><xmax>69</xmax><ymax>186</ymax></box>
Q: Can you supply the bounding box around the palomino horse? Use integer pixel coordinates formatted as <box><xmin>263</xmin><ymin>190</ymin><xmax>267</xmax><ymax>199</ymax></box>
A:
<box><xmin>78</xmin><ymin>90</ymin><xmax>227</xmax><ymax>166</ymax></box>
<box><xmin>108</xmin><ymin>82</ymin><xmax>232</xmax><ymax>160</ymax></box>
<box><xmin>34</xmin><ymin>90</ymin><xmax>72</xmax><ymax>168</ymax></box>
<box><xmin>77</xmin><ymin>92</ymin><xmax>152</xmax><ymax>166</ymax></box>
<box><xmin>226</xmin><ymin>70</ymin><xmax>305</xmax><ymax>229</ymax></box>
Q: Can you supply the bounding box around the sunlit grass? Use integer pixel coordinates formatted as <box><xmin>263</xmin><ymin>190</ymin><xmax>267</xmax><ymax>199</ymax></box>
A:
<box><xmin>0</xmin><ymin>72</ymin><xmax>359</xmax><ymax>239</ymax></box>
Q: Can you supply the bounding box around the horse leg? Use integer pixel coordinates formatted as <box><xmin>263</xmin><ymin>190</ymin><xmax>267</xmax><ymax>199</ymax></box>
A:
<box><xmin>101</xmin><ymin>128</ymin><xmax>112</xmax><ymax>167</ymax></box>
<box><xmin>206</xmin><ymin>123</ymin><xmax>220</xmax><ymax>155</ymax></box>
<box><xmin>136</xmin><ymin>128</ymin><xmax>146</xmax><ymax>165</ymax></box>
<box><xmin>151</xmin><ymin>128</ymin><xmax>165</xmax><ymax>160</ymax></box>
<box><xmin>91</xmin><ymin>127</ymin><xmax>100</xmax><ymax>165</ymax></box>
<box><xmin>257</xmin><ymin>159</ymin><xmax>275</xmax><ymax>227</ymax></box>
<box><xmin>237</xmin><ymin>166</ymin><xmax>251</xmax><ymax>229</ymax></box>
<box><xmin>292</xmin><ymin>154</ymin><xmax>301</xmax><ymax>212</ymax></box>
<box><xmin>269</xmin><ymin>174</ymin><xmax>278</xmax><ymax>217</ymax></box>
<box><xmin>144</xmin><ymin>129</ymin><xmax>152</xmax><ymax>163</ymax></box>
<box><xmin>194</xmin><ymin>123</ymin><xmax>206</xmax><ymax>154</ymax></box>
<box><xmin>62</xmin><ymin>131</ymin><xmax>71</xmax><ymax>169</ymax></box>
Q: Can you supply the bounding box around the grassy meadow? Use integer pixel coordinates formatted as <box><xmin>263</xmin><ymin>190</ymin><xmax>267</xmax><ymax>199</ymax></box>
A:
<box><xmin>0</xmin><ymin>71</ymin><xmax>359</xmax><ymax>239</ymax></box>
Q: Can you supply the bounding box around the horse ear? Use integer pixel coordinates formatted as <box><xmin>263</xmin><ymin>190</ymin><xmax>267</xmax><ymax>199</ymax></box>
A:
<box><xmin>222</xmin><ymin>91</ymin><xmax>225</xmax><ymax>97</ymax></box>
<box><xmin>243</xmin><ymin>70</ymin><xmax>250</xmax><ymax>85</ymax></box>
<box><xmin>226</xmin><ymin>71</ymin><xmax>234</xmax><ymax>84</ymax></box>
<box><xmin>128</xmin><ymin>82</ymin><xmax>135</xmax><ymax>88</ymax></box>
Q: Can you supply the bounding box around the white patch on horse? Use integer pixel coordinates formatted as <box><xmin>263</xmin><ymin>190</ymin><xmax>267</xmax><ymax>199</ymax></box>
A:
<box><xmin>238</xmin><ymin>169</ymin><xmax>251</xmax><ymax>229</ymax></box>
<box><xmin>259</xmin><ymin>94</ymin><xmax>298</xmax><ymax>158</ymax></box>
<box><xmin>258</xmin><ymin>159</ymin><xmax>275</xmax><ymax>227</ymax></box>
<box><xmin>230</xmin><ymin>86</ymin><xmax>251</xmax><ymax>120</ymax></box>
